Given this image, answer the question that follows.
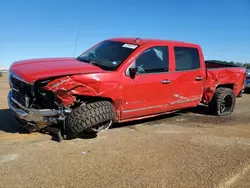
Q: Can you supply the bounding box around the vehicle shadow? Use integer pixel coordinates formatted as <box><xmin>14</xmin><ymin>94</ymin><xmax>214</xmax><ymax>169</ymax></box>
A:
<box><xmin>0</xmin><ymin>105</ymin><xmax>211</xmax><ymax>141</ymax></box>
<box><xmin>0</xmin><ymin>109</ymin><xmax>28</xmax><ymax>134</ymax></box>
<box><xmin>244</xmin><ymin>89</ymin><xmax>250</xmax><ymax>94</ymax></box>
<box><xmin>111</xmin><ymin>105</ymin><xmax>211</xmax><ymax>130</ymax></box>
<box><xmin>111</xmin><ymin>110</ymin><xmax>188</xmax><ymax>130</ymax></box>
<box><xmin>0</xmin><ymin>108</ymin><xmax>97</xmax><ymax>141</ymax></box>
<box><xmin>189</xmin><ymin>104</ymin><xmax>210</xmax><ymax>115</ymax></box>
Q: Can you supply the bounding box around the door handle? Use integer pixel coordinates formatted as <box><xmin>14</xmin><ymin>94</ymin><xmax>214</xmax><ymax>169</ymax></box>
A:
<box><xmin>195</xmin><ymin>76</ymin><xmax>203</xmax><ymax>81</ymax></box>
<box><xmin>161</xmin><ymin>79</ymin><xmax>171</xmax><ymax>84</ymax></box>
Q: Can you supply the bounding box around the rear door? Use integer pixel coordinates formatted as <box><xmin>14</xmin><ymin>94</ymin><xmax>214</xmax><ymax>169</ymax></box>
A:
<box><xmin>121</xmin><ymin>45</ymin><xmax>172</xmax><ymax>119</ymax></box>
<box><xmin>167</xmin><ymin>46</ymin><xmax>204</xmax><ymax>110</ymax></box>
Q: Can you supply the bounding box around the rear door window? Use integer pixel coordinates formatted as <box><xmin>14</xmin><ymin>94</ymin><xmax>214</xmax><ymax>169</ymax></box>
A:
<box><xmin>174</xmin><ymin>47</ymin><xmax>200</xmax><ymax>71</ymax></box>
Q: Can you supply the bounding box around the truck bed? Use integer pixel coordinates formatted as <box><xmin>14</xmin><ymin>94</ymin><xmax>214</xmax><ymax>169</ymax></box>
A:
<box><xmin>205</xmin><ymin>61</ymin><xmax>242</xmax><ymax>68</ymax></box>
<box><xmin>203</xmin><ymin>61</ymin><xmax>246</xmax><ymax>103</ymax></box>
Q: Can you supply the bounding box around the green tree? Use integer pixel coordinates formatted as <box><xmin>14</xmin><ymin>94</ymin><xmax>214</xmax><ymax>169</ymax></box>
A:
<box><xmin>206</xmin><ymin>60</ymin><xmax>250</xmax><ymax>67</ymax></box>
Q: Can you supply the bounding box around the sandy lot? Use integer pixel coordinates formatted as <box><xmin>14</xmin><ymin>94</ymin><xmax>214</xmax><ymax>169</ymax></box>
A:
<box><xmin>0</xmin><ymin>75</ymin><xmax>250</xmax><ymax>188</ymax></box>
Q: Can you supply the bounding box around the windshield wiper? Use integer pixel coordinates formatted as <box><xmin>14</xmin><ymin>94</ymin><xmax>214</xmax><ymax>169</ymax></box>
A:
<box><xmin>76</xmin><ymin>57</ymin><xmax>91</xmax><ymax>62</ymax></box>
<box><xmin>76</xmin><ymin>57</ymin><xmax>112</xmax><ymax>70</ymax></box>
<box><xmin>77</xmin><ymin>57</ymin><xmax>100</xmax><ymax>64</ymax></box>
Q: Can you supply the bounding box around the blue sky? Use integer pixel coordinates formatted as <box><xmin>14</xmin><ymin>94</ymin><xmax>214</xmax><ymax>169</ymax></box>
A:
<box><xmin>1</xmin><ymin>0</ymin><xmax>250</xmax><ymax>68</ymax></box>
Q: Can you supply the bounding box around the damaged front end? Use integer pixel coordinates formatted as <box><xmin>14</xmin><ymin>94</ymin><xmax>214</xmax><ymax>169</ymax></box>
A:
<box><xmin>8</xmin><ymin>73</ymin><xmax>76</xmax><ymax>133</ymax></box>
<box><xmin>8</xmin><ymin>92</ymin><xmax>71</xmax><ymax>131</ymax></box>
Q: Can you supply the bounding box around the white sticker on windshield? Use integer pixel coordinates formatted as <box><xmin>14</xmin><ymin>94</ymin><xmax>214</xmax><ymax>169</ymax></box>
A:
<box><xmin>122</xmin><ymin>44</ymin><xmax>138</xmax><ymax>49</ymax></box>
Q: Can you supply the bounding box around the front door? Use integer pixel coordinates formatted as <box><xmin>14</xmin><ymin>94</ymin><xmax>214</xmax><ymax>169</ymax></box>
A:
<box><xmin>121</xmin><ymin>45</ymin><xmax>171</xmax><ymax>120</ymax></box>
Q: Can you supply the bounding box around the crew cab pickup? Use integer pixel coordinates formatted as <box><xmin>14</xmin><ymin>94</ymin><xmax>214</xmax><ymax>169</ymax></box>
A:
<box><xmin>8</xmin><ymin>38</ymin><xmax>246</xmax><ymax>139</ymax></box>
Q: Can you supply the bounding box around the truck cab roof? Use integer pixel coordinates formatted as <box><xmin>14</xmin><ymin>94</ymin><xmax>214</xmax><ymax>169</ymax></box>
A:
<box><xmin>109</xmin><ymin>37</ymin><xmax>200</xmax><ymax>48</ymax></box>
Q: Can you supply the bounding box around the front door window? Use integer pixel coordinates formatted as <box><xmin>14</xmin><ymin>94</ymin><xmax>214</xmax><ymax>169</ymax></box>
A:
<box><xmin>129</xmin><ymin>46</ymin><xmax>169</xmax><ymax>75</ymax></box>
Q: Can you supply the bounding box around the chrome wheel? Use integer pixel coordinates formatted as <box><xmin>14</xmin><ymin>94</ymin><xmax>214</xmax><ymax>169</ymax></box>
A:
<box><xmin>88</xmin><ymin>120</ymin><xmax>113</xmax><ymax>133</ymax></box>
<box><xmin>220</xmin><ymin>95</ymin><xmax>233</xmax><ymax>113</ymax></box>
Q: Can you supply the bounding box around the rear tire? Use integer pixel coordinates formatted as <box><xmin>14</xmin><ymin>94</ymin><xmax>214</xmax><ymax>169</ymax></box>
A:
<box><xmin>208</xmin><ymin>87</ymin><xmax>236</xmax><ymax>116</ymax></box>
<box><xmin>65</xmin><ymin>101</ymin><xmax>115</xmax><ymax>137</ymax></box>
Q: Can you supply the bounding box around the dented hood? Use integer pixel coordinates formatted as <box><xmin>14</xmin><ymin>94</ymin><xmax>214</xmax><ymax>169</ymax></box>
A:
<box><xmin>10</xmin><ymin>57</ymin><xmax>105</xmax><ymax>83</ymax></box>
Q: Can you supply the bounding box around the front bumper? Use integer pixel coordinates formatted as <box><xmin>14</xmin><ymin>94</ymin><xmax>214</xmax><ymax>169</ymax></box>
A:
<box><xmin>8</xmin><ymin>91</ymin><xmax>71</xmax><ymax>131</ymax></box>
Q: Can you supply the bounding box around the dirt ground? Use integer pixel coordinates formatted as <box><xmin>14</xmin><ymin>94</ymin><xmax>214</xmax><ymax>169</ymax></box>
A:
<box><xmin>0</xmin><ymin>75</ymin><xmax>250</xmax><ymax>188</ymax></box>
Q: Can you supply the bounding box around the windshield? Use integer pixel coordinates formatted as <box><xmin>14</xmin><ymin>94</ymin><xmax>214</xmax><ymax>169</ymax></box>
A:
<box><xmin>76</xmin><ymin>40</ymin><xmax>139</xmax><ymax>71</ymax></box>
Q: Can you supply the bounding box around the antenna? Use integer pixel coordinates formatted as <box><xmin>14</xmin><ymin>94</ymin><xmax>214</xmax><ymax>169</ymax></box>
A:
<box><xmin>135</xmin><ymin>37</ymin><xmax>140</xmax><ymax>42</ymax></box>
<box><xmin>73</xmin><ymin>23</ymin><xmax>81</xmax><ymax>58</ymax></box>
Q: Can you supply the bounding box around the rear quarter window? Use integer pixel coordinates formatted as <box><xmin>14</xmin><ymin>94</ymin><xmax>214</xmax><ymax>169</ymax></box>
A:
<box><xmin>174</xmin><ymin>47</ymin><xmax>200</xmax><ymax>71</ymax></box>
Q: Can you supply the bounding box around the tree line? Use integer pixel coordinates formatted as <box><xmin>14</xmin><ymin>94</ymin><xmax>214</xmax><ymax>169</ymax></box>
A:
<box><xmin>206</xmin><ymin>60</ymin><xmax>250</xmax><ymax>69</ymax></box>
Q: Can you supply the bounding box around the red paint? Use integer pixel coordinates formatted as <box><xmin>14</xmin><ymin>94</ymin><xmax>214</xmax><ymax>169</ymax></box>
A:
<box><xmin>44</xmin><ymin>76</ymin><xmax>98</xmax><ymax>107</ymax></box>
<box><xmin>10</xmin><ymin>38</ymin><xmax>246</xmax><ymax>122</ymax></box>
<box><xmin>203</xmin><ymin>68</ymin><xmax>246</xmax><ymax>103</ymax></box>
<box><xmin>11</xmin><ymin>57</ymin><xmax>105</xmax><ymax>83</ymax></box>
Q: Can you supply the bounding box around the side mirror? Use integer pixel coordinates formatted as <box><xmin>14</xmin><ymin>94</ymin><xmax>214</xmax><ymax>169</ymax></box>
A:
<box><xmin>129</xmin><ymin>67</ymin><xmax>138</xmax><ymax>78</ymax></box>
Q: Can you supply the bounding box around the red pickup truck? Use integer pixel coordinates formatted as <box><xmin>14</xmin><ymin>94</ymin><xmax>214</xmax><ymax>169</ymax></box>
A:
<box><xmin>8</xmin><ymin>38</ymin><xmax>246</xmax><ymax>140</ymax></box>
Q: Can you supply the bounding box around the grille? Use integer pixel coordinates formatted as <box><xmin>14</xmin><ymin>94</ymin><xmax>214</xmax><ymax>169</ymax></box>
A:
<box><xmin>10</xmin><ymin>75</ymin><xmax>32</xmax><ymax>107</ymax></box>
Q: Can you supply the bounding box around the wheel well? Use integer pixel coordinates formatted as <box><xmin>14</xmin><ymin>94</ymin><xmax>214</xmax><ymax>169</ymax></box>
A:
<box><xmin>74</xmin><ymin>95</ymin><xmax>118</xmax><ymax>120</ymax></box>
<box><xmin>216</xmin><ymin>84</ymin><xmax>234</xmax><ymax>90</ymax></box>
<box><xmin>75</xmin><ymin>95</ymin><xmax>113</xmax><ymax>104</ymax></box>
<box><xmin>203</xmin><ymin>84</ymin><xmax>235</xmax><ymax>105</ymax></box>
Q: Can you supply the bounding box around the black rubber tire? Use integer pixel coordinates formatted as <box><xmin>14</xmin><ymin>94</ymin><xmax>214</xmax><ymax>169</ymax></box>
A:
<box><xmin>65</xmin><ymin>101</ymin><xmax>115</xmax><ymax>137</ymax></box>
<box><xmin>208</xmin><ymin>87</ymin><xmax>236</xmax><ymax>116</ymax></box>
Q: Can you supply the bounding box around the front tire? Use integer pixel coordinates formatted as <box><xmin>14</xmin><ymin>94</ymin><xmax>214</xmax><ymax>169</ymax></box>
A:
<box><xmin>208</xmin><ymin>87</ymin><xmax>236</xmax><ymax>116</ymax></box>
<box><xmin>65</xmin><ymin>101</ymin><xmax>115</xmax><ymax>137</ymax></box>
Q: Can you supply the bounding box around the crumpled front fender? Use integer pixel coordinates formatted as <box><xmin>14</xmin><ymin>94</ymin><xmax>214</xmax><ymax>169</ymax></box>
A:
<box><xmin>44</xmin><ymin>76</ymin><xmax>98</xmax><ymax>107</ymax></box>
